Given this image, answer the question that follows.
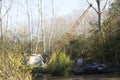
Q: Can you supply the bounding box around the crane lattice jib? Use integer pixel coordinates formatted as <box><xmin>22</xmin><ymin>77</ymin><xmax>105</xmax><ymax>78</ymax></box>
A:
<box><xmin>49</xmin><ymin>5</ymin><xmax>92</xmax><ymax>64</ymax></box>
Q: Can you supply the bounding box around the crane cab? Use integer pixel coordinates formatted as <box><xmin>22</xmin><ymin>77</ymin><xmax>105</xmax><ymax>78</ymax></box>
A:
<box><xmin>24</xmin><ymin>54</ymin><xmax>46</xmax><ymax>67</ymax></box>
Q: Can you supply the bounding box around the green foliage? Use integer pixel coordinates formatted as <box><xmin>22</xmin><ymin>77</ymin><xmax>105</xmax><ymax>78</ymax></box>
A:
<box><xmin>0</xmin><ymin>53</ymin><xmax>32</xmax><ymax>80</ymax></box>
<box><xmin>110</xmin><ymin>0</ymin><xmax>120</xmax><ymax>16</ymax></box>
<box><xmin>64</xmin><ymin>0</ymin><xmax>120</xmax><ymax>67</ymax></box>
<box><xmin>0</xmin><ymin>1</ymin><xmax>120</xmax><ymax>79</ymax></box>
<box><xmin>48</xmin><ymin>52</ymin><xmax>73</xmax><ymax>76</ymax></box>
<box><xmin>0</xmin><ymin>39</ymin><xmax>33</xmax><ymax>80</ymax></box>
<box><xmin>85</xmin><ymin>0</ymin><xmax>120</xmax><ymax>66</ymax></box>
<box><xmin>66</xmin><ymin>35</ymin><xmax>89</xmax><ymax>60</ymax></box>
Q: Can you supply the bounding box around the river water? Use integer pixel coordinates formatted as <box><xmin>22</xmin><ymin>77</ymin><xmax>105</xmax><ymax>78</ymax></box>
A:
<box><xmin>35</xmin><ymin>74</ymin><xmax>120</xmax><ymax>80</ymax></box>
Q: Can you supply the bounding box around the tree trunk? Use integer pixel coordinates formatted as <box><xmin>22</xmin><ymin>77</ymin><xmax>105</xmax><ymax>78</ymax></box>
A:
<box><xmin>40</xmin><ymin>0</ymin><xmax>46</xmax><ymax>56</ymax></box>
<box><xmin>96</xmin><ymin>0</ymin><xmax>101</xmax><ymax>31</ymax></box>
<box><xmin>0</xmin><ymin>0</ymin><xmax>2</xmax><ymax>40</ymax></box>
<box><xmin>26</xmin><ymin>0</ymin><xmax>32</xmax><ymax>53</ymax></box>
<box><xmin>49</xmin><ymin>0</ymin><xmax>54</xmax><ymax>53</ymax></box>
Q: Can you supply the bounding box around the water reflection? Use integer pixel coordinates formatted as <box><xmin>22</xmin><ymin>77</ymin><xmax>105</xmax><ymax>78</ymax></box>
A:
<box><xmin>35</xmin><ymin>75</ymin><xmax>120</xmax><ymax>80</ymax></box>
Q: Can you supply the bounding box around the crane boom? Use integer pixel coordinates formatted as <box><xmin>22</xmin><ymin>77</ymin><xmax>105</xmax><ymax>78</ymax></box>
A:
<box><xmin>49</xmin><ymin>5</ymin><xmax>92</xmax><ymax>64</ymax></box>
<box><xmin>54</xmin><ymin>6</ymin><xmax>91</xmax><ymax>54</ymax></box>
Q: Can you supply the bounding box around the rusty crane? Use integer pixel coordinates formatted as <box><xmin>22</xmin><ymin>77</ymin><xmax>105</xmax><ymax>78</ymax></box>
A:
<box><xmin>54</xmin><ymin>5</ymin><xmax>92</xmax><ymax>54</ymax></box>
<box><xmin>49</xmin><ymin>4</ymin><xmax>92</xmax><ymax>64</ymax></box>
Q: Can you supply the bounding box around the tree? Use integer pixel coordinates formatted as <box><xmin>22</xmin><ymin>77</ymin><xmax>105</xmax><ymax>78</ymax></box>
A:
<box><xmin>86</xmin><ymin>0</ymin><xmax>109</xmax><ymax>31</ymax></box>
<box><xmin>87</xmin><ymin>0</ymin><xmax>120</xmax><ymax>66</ymax></box>
<box><xmin>0</xmin><ymin>0</ymin><xmax>2</xmax><ymax>40</ymax></box>
<box><xmin>26</xmin><ymin>0</ymin><xmax>32</xmax><ymax>53</ymax></box>
<box><xmin>40</xmin><ymin>0</ymin><xmax>46</xmax><ymax>56</ymax></box>
<box><xmin>48</xmin><ymin>0</ymin><xmax>54</xmax><ymax>53</ymax></box>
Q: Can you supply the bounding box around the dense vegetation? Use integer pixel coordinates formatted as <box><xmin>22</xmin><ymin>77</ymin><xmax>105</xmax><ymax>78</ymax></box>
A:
<box><xmin>0</xmin><ymin>39</ymin><xmax>32</xmax><ymax>80</ymax></box>
<box><xmin>0</xmin><ymin>0</ymin><xmax>120</xmax><ymax>79</ymax></box>
<box><xmin>66</xmin><ymin>0</ymin><xmax>120</xmax><ymax>67</ymax></box>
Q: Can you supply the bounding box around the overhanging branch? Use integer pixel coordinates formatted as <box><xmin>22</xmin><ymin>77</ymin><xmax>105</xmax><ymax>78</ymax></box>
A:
<box><xmin>86</xmin><ymin>0</ymin><xmax>98</xmax><ymax>13</ymax></box>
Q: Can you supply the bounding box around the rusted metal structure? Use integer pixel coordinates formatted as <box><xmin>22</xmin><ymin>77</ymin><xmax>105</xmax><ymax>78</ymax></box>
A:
<box><xmin>54</xmin><ymin>5</ymin><xmax>92</xmax><ymax>54</ymax></box>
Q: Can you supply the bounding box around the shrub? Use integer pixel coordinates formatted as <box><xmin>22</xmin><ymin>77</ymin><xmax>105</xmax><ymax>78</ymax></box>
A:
<box><xmin>48</xmin><ymin>52</ymin><xmax>73</xmax><ymax>76</ymax></box>
<box><xmin>0</xmin><ymin>48</ymin><xmax>32</xmax><ymax>80</ymax></box>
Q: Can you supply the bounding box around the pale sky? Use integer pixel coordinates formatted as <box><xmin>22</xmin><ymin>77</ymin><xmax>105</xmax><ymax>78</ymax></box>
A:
<box><xmin>1</xmin><ymin>0</ymin><xmax>112</xmax><ymax>33</ymax></box>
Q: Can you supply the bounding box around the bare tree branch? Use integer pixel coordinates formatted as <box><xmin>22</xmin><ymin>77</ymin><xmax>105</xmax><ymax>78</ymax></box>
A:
<box><xmin>101</xmin><ymin>0</ymin><xmax>108</xmax><ymax>13</ymax></box>
<box><xmin>2</xmin><ymin>0</ymin><xmax>13</xmax><ymax>18</ymax></box>
<box><xmin>86</xmin><ymin>0</ymin><xmax>109</xmax><ymax>31</ymax></box>
<box><xmin>86</xmin><ymin>0</ymin><xmax>98</xmax><ymax>13</ymax></box>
